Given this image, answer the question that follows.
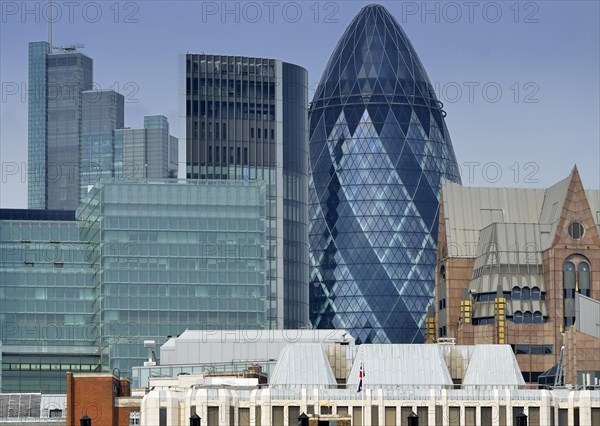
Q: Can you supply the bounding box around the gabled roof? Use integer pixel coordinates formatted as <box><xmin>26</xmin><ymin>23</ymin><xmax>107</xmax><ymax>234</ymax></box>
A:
<box><xmin>269</xmin><ymin>344</ymin><xmax>337</xmax><ymax>387</ymax></box>
<box><xmin>347</xmin><ymin>344</ymin><xmax>453</xmax><ymax>386</ymax></box>
<box><xmin>440</xmin><ymin>180</ymin><xmax>545</xmax><ymax>258</ymax></box>
<box><xmin>462</xmin><ymin>345</ymin><xmax>525</xmax><ymax>387</ymax></box>
<box><xmin>441</xmin><ymin>167</ymin><xmax>600</xmax><ymax>258</ymax></box>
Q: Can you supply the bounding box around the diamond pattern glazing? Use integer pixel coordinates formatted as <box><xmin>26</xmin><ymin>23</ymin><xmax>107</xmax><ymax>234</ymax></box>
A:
<box><xmin>309</xmin><ymin>4</ymin><xmax>461</xmax><ymax>343</ymax></box>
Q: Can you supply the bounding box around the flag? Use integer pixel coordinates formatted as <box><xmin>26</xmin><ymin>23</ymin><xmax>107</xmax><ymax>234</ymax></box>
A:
<box><xmin>356</xmin><ymin>360</ymin><xmax>364</xmax><ymax>392</ymax></box>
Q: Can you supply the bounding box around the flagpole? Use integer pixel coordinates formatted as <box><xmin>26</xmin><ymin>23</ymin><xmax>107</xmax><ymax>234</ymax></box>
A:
<box><xmin>362</xmin><ymin>358</ymin><xmax>365</xmax><ymax>426</ymax></box>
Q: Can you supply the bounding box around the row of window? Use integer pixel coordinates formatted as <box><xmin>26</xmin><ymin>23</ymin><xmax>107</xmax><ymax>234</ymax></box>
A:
<box><xmin>512</xmin><ymin>344</ymin><xmax>553</xmax><ymax>355</ymax></box>
<box><xmin>187</xmin><ymin>59</ymin><xmax>276</xmax><ymax>78</ymax></box>
<box><xmin>471</xmin><ymin>311</ymin><xmax>548</xmax><ymax>325</ymax></box>
<box><xmin>512</xmin><ymin>311</ymin><xmax>545</xmax><ymax>324</ymax></box>
<box><xmin>186</xmin><ymin>79</ymin><xmax>277</xmax><ymax>99</ymax></box>
<box><xmin>2</xmin><ymin>363</ymin><xmax>99</xmax><ymax>372</ymax></box>
<box><xmin>187</xmin><ymin>100</ymin><xmax>276</xmax><ymax>121</ymax></box>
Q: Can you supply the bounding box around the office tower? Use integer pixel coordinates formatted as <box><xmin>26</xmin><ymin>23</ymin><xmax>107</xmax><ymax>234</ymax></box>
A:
<box><xmin>0</xmin><ymin>209</ymin><xmax>98</xmax><ymax>393</ymax></box>
<box><xmin>309</xmin><ymin>4</ymin><xmax>461</xmax><ymax>343</ymax></box>
<box><xmin>114</xmin><ymin>116</ymin><xmax>178</xmax><ymax>181</ymax></box>
<box><xmin>0</xmin><ymin>178</ymin><xmax>270</xmax><ymax>390</ymax></box>
<box><xmin>80</xmin><ymin>90</ymin><xmax>125</xmax><ymax>200</ymax></box>
<box><xmin>183</xmin><ymin>54</ymin><xmax>309</xmax><ymax>328</ymax></box>
<box><xmin>77</xmin><ymin>179</ymin><xmax>269</xmax><ymax>377</ymax></box>
<box><xmin>435</xmin><ymin>166</ymin><xmax>600</xmax><ymax>384</ymax></box>
<box><xmin>28</xmin><ymin>42</ymin><xmax>93</xmax><ymax>210</ymax></box>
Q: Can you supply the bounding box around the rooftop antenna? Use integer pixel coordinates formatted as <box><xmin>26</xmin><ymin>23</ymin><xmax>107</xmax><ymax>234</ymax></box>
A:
<box><xmin>48</xmin><ymin>0</ymin><xmax>52</xmax><ymax>53</ymax></box>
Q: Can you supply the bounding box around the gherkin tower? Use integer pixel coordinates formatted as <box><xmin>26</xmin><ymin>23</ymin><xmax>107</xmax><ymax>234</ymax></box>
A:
<box><xmin>309</xmin><ymin>4</ymin><xmax>461</xmax><ymax>343</ymax></box>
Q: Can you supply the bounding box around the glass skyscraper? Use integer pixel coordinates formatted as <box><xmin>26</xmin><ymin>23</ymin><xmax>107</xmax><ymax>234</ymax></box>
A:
<box><xmin>80</xmin><ymin>90</ymin><xmax>125</xmax><ymax>200</ymax></box>
<box><xmin>28</xmin><ymin>42</ymin><xmax>93</xmax><ymax>211</ymax></box>
<box><xmin>309</xmin><ymin>4</ymin><xmax>461</xmax><ymax>343</ymax></box>
<box><xmin>183</xmin><ymin>55</ymin><xmax>309</xmax><ymax>328</ymax></box>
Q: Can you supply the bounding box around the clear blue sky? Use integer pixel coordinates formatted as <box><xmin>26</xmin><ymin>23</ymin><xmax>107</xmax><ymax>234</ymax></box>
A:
<box><xmin>1</xmin><ymin>1</ymin><xmax>599</xmax><ymax>208</ymax></box>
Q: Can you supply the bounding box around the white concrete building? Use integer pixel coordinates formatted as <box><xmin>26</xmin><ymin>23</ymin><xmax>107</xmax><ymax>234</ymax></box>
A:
<box><xmin>141</xmin><ymin>343</ymin><xmax>600</xmax><ymax>425</ymax></box>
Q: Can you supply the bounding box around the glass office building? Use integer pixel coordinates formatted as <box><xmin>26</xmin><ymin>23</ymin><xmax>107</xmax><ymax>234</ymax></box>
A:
<box><xmin>28</xmin><ymin>42</ymin><xmax>93</xmax><ymax>211</ymax></box>
<box><xmin>1</xmin><ymin>179</ymin><xmax>270</xmax><ymax>390</ymax></box>
<box><xmin>183</xmin><ymin>54</ymin><xmax>309</xmax><ymax>328</ymax></box>
<box><xmin>309</xmin><ymin>5</ymin><xmax>461</xmax><ymax>343</ymax></box>
<box><xmin>76</xmin><ymin>179</ymin><xmax>269</xmax><ymax>377</ymax></box>
<box><xmin>0</xmin><ymin>210</ymin><xmax>99</xmax><ymax>393</ymax></box>
<box><xmin>80</xmin><ymin>90</ymin><xmax>125</xmax><ymax>200</ymax></box>
<box><xmin>114</xmin><ymin>116</ymin><xmax>178</xmax><ymax>181</ymax></box>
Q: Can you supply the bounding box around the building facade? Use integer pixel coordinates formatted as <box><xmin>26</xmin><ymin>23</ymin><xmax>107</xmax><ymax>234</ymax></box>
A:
<box><xmin>0</xmin><ymin>209</ymin><xmax>99</xmax><ymax>393</ymax></box>
<box><xmin>80</xmin><ymin>90</ymin><xmax>125</xmax><ymax>200</ymax></box>
<box><xmin>309</xmin><ymin>4</ymin><xmax>461</xmax><ymax>344</ymax></box>
<box><xmin>114</xmin><ymin>116</ymin><xmax>178</xmax><ymax>181</ymax></box>
<box><xmin>183</xmin><ymin>54</ymin><xmax>309</xmax><ymax>329</ymax></box>
<box><xmin>75</xmin><ymin>179</ymin><xmax>270</xmax><ymax>377</ymax></box>
<box><xmin>434</xmin><ymin>167</ymin><xmax>600</xmax><ymax>384</ymax></box>
<box><xmin>140</xmin><ymin>343</ymin><xmax>600</xmax><ymax>426</ymax></box>
<box><xmin>0</xmin><ymin>179</ymin><xmax>272</xmax><ymax>391</ymax></box>
<box><xmin>28</xmin><ymin>42</ymin><xmax>93</xmax><ymax>211</ymax></box>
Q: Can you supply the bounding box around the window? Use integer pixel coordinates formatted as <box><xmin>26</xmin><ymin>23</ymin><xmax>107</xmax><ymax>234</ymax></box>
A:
<box><xmin>159</xmin><ymin>408</ymin><xmax>166</xmax><ymax>426</ymax></box>
<box><xmin>49</xmin><ymin>409</ymin><xmax>63</xmax><ymax>418</ymax></box>
<box><xmin>568</xmin><ymin>221</ymin><xmax>584</xmax><ymax>239</ymax></box>
<box><xmin>521</xmin><ymin>287</ymin><xmax>530</xmax><ymax>299</ymax></box>
<box><xmin>512</xmin><ymin>287</ymin><xmax>521</xmax><ymax>300</ymax></box>
<box><xmin>533</xmin><ymin>311</ymin><xmax>542</xmax><ymax>324</ymax></box>
<box><xmin>524</xmin><ymin>311</ymin><xmax>533</xmax><ymax>323</ymax></box>
<box><xmin>129</xmin><ymin>411</ymin><xmax>140</xmax><ymax>425</ymax></box>
<box><xmin>514</xmin><ymin>311</ymin><xmax>523</xmax><ymax>323</ymax></box>
<box><xmin>531</xmin><ymin>287</ymin><xmax>540</xmax><ymax>300</ymax></box>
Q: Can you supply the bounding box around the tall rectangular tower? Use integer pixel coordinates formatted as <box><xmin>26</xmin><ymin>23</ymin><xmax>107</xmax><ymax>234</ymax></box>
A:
<box><xmin>183</xmin><ymin>54</ymin><xmax>309</xmax><ymax>329</ymax></box>
<box><xmin>27</xmin><ymin>42</ymin><xmax>93</xmax><ymax>210</ymax></box>
<box><xmin>114</xmin><ymin>115</ymin><xmax>178</xmax><ymax>180</ymax></box>
<box><xmin>80</xmin><ymin>90</ymin><xmax>125</xmax><ymax>200</ymax></box>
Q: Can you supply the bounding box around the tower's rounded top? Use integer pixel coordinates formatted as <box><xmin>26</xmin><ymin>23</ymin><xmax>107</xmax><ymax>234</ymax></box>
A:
<box><xmin>311</xmin><ymin>2</ymin><xmax>438</xmax><ymax>109</ymax></box>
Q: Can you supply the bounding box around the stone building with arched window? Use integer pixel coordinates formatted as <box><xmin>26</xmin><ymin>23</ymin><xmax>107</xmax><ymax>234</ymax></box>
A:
<box><xmin>432</xmin><ymin>166</ymin><xmax>600</xmax><ymax>386</ymax></box>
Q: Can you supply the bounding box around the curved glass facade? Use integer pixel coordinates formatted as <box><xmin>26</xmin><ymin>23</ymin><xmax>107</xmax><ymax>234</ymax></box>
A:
<box><xmin>309</xmin><ymin>4</ymin><xmax>461</xmax><ymax>343</ymax></box>
<box><xmin>183</xmin><ymin>55</ymin><xmax>309</xmax><ymax>328</ymax></box>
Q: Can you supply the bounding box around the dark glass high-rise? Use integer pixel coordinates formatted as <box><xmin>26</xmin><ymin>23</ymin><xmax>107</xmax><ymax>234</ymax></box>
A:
<box><xmin>309</xmin><ymin>4</ymin><xmax>461</xmax><ymax>343</ymax></box>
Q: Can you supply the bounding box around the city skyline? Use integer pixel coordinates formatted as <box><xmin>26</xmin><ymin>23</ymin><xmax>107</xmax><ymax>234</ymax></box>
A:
<box><xmin>1</xmin><ymin>1</ymin><xmax>599</xmax><ymax>208</ymax></box>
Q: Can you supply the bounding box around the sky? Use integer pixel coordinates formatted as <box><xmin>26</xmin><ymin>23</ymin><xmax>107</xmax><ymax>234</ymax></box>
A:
<box><xmin>1</xmin><ymin>0</ymin><xmax>599</xmax><ymax>208</ymax></box>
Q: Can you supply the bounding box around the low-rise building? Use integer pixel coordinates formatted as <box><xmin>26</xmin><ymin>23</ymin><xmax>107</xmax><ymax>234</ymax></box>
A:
<box><xmin>140</xmin><ymin>342</ymin><xmax>600</xmax><ymax>425</ymax></box>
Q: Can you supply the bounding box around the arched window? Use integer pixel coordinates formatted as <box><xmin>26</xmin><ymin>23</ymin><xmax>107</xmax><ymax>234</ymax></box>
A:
<box><xmin>514</xmin><ymin>311</ymin><xmax>523</xmax><ymax>323</ymax></box>
<box><xmin>512</xmin><ymin>286</ymin><xmax>521</xmax><ymax>300</ymax></box>
<box><xmin>531</xmin><ymin>287</ymin><xmax>541</xmax><ymax>300</ymax></box>
<box><xmin>522</xmin><ymin>287</ymin><xmax>530</xmax><ymax>299</ymax></box>
<box><xmin>563</xmin><ymin>261</ymin><xmax>576</xmax><ymax>298</ymax></box>
<box><xmin>579</xmin><ymin>262</ymin><xmax>590</xmax><ymax>297</ymax></box>
<box><xmin>533</xmin><ymin>311</ymin><xmax>543</xmax><ymax>324</ymax></box>
<box><xmin>563</xmin><ymin>255</ymin><xmax>591</xmax><ymax>329</ymax></box>
<box><xmin>524</xmin><ymin>311</ymin><xmax>533</xmax><ymax>323</ymax></box>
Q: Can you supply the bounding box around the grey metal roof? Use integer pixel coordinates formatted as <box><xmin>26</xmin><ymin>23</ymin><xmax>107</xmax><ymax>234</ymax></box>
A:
<box><xmin>269</xmin><ymin>344</ymin><xmax>338</xmax><ymax>386</ymax></box>
<box><xmin>160</xmin><ymin>329</ymin><xmax>354</xmax><ymax>366</ymax></box>
<box><xmin>462</xmin><ymin>345</ymin><xmax>525</xmax><ymax>387</ymax></box>
<box><xmin>441</xmin><ymin>179</ymin><xmax>545</xmax><ymax>258</ymax></box>
<box><xmin>347</xmin><ymin>344</ymin><xmax>453</xmax><ymax>386</ymax></box>
<box><xmin>441</xmin><ymin>170</ymin><xmax>600</xmax><ymax>259</ymax></box>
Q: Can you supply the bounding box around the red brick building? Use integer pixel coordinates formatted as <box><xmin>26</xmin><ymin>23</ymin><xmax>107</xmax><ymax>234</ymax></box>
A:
<box><xmin>66</xmin><ymin>372</ymin><xmax>141</xmax><ymax>426</ymax></box>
